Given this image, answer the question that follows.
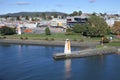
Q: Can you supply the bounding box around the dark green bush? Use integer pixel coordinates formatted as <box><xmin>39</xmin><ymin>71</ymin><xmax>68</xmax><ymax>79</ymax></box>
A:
<box><xmin>20</xmin><ymin>37</ymin><xmax>23</xmax><ymax>40</ymax></box>
<box><xmin>25</xmin><ymin>37</ymin><xmax>28</xmax><ymax>40</ymax></box>
<box><xmin>0</xmin><ymin>26</ymin><xmax>16</xmax><ymax>35</ymax></box>
<box><xmin>3</xmin><ymin>36</ymin><xmax>6</xmax><ymax>39</ymax></box>
<box><xmin>45</xmin><ymin>27</ymin><xmax>51</xmax><ymax>35</ymax></box>
<box><xmin>50</xmin><ymin>38</ymin><xmax>54</xmax><ymax>41</ymax></box>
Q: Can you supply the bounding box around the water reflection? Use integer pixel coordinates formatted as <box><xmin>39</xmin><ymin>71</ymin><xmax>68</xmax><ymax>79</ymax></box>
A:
<box><xmin>65</xmin><ymin>59</ymin><xmax>71</xmax><ymax>79</ymax></box>
<box><xmin>18</xmin><ymin>45</ymin><xmax>22</xmax><ymax>57</ymax></box>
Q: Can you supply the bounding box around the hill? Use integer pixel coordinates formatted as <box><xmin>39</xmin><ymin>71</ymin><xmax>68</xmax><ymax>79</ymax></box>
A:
<box><xmin>0</xmin><ymin>12</ymin><xmax>68</xmax><ymax>17</ymax></box>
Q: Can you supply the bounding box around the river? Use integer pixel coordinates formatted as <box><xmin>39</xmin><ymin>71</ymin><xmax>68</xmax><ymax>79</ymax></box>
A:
<box><xmin>0</xmin><ymin>44</ymin><xmax>120</xmax><ymax>80</ymax></box>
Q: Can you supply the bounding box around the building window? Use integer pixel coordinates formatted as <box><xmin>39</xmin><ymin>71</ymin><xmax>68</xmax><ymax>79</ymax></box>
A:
<box><xmin>67</xmin><ymin>19</ymin><xmax>71</xmax><ymax>22</ymax></box>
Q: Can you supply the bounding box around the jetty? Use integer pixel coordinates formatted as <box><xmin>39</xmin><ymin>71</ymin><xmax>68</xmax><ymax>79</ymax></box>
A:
<box><xmin>53</xmin><ymin>39</ymin><xmax>120</xmax><ymax>60</ymax></box>
<box><xmin>53</xmin><ymin>47</ymin><xmax>119</xmax><ymax>60</ymax></box>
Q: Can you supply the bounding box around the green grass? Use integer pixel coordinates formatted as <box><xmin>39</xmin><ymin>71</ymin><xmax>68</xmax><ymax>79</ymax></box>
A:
<box><xmin>3</xmin><ymin>33</ymin><xmax>84</xmax><ymax>41</ymax></box>
<box><xmin>96</xmin><ymin>45</ymin><xmax>104</xmax><ymax>48</ymax></box>
<box><xmin>105</xmin><ymin>41</ymin><xmax>120</xmax><ymax>46</ymax></box>
<box><xmin>2</xmin><ymin>33</ymin><xmax>120</xmax><ymax>47</ymax></box>
<box><xmin>1</xmin><ymin>33</ymin><xmax>112</xmax><ymax>43</ymax></box>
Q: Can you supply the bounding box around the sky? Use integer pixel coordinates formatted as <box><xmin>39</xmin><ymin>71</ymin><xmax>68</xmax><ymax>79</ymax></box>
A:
<box><xmin>0</xmin><ymin>0</ymin><xmax>120</xmax><ymax>15</ymax></box>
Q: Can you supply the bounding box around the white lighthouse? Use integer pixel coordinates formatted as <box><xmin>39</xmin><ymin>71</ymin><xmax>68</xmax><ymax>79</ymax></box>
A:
<box><xmin>17</xmin><ymin>26</ymin><xmax>21</xmax><ymax>35</ymax></box>
<box><xmin>64</xmin><ymin>39</ymin><xmax>71</xmax><ymax>54</ymax></box>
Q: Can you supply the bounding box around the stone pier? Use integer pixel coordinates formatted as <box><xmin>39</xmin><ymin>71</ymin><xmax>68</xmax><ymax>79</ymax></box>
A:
<box><xmin>53</xmin><ymin>47</ymin><xmax>118</xmax><ymax>60</ymax></box>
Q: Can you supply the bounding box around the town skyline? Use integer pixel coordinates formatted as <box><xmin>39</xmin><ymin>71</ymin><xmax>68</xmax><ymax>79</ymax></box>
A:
<box><xmin>0</xmin><ymin>0</ymin><xmax>120</xmax><ymax>15</ymax></box>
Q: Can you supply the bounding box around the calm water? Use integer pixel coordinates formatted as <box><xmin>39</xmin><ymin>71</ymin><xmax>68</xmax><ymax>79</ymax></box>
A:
<box><xmin>0</xmin><ymin>44</ymin><xmax>120</xmax><ymax>80</ymax></box>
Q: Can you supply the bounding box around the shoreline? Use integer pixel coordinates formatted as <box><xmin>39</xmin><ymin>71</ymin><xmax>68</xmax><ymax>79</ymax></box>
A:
<box><xmin>0</xmin><ymin>39</ymin><xmax>99</xmax><ymax>48</ymax></box>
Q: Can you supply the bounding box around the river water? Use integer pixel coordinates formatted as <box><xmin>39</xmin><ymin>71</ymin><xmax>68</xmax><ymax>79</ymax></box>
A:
<box><xmin>0</xmin><ymin>44</ymin><xmax>120</xmax><ymax>80</ymax></box>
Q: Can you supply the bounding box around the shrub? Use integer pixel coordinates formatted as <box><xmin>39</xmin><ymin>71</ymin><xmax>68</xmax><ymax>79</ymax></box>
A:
<box><xmin>45</xmin><ymin>37</ymin><xmax>49</xmax><ymax>40</ymax></box>
<box><xmin>3</xmin><ymin>36</ymin><xmax>6</xmax><ymax>39</ymax></box>
<box><xmin>65</xmin><ymin>28</ymin><xmax>73</xmax><ymax>35</ymax></box>
<box><xmin>45</xmin><ymin>27</ymin><xmax>51</xmax><ymax>35</ymax></box>
<box><xmin>20</xmin><ymin>37</ymin><xmax>23</xmax><ymax>40</ymax></box>
<box><xmin>0</xmin><ymin>26</ymin><xmax>16</xmax><ymax>35</ymax></box>
<box><xmin>25</xmin><ymin>37</ymin><xmax>28</xmax><ymax>40</ymax></box>
<box><xmin>50</xmin><ymin>38</ymin><xmax>54</xmax><ymax>41</ymax></box>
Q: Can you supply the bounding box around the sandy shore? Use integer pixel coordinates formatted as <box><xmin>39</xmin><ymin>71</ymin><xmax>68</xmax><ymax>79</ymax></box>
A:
<box><xmin>0</xmin><ymin>39</ymin><xmax>99</xmax><ymax>48</ymax></box>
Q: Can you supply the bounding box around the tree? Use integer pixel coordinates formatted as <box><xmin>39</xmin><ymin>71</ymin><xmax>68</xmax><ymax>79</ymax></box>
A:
<box><xmin>72</xmin><ymin>24</ymin><xmax>87</xmax><ymax>34</ymax></box>
<box><xmin>99</xmin><ymin>13</ymin><xmax>104</xmax><ymax>17</ymax></box>
<box><xmin>73</xmin><ymin>11</ymin><xmax>78</xmax><ymax>16</ymax></box>
<box><xmin>72</xmin><ymin>23</ymin><xmax>90</xmax><ymax>36</ymax></box>
<box><xmin>25</xmin><ymin>16</ymin><xmax>30</xmax><ymax>20</ymax></box>
<box><xmin>71</xmin><ymin>15</ymin><xmax>109</xmax><ymax>37</ymax></box>
<box><xmin>41</xmin><ymin>13</ymin><xmax>46</xmax><ymax>20</ymax></box>
<box><xmin>78</xmin><ymin>11</ymin><xmax>82</xmax><ymax>16</ymax></box>
<box><xmin>34</xmin><ymin>13</ymin><xmax>40</xmax><ymax>17</ymax></box>
<box><xmin>87</xmin><ymin>15</ymin><xmax>109</xmax><ymax>37</ymax></box>
<box><xmin>45</xmin><ymin>27</ymin><xmax>51</xmax><ymax>35</ymax></box>
<box><xmin>92</xmin><ymin>12</ymin><xmax>97</xmax><ymax>16</ymax></box>
<box><xmin>16</xmin><ymin>16</ymin><xmax>21</xmax><ymax>21</ymax></box>
<box><xmin>0</xmin><ymin>26</ymin><xmax>16</xmax><ymax>35</ymax></box>
<box><xmin>81</xmin><ymin>23</ymin><xmax>90</xmax><ymax>36</ymax></box>
<box><xmin>112</xmin><ymin>21</ymin><xmax>120</xmax><ymax>35</ymax></box>
<box><xmin>69</xmin><ymin>11</ymin><xmax>82</xmax><ymax>16</ymax></box>
<box><xmin>5</xmin><ymin>16</ymin><xmax>10</xmax><ymax>20</ymax></box>
<box><xmin>72</xmin><ymin>24</ymin><xmax>82</xmax><ymax>33</ymax></box>
<box><xmin>51</xmin><ymin>13</ymin><xmax>58</xmax><ymax>18</ymax></box>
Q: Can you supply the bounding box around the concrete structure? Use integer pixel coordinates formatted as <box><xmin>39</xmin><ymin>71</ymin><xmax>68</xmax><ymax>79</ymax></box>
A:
<box><xmin>118</xmin><ymin>48</ymin><xmax>120</xmax><ymax>53</ymax></box>
<box><xmin>53</xmin><ymin>47</ymin><xmax>117</xmax><ymax>60</ymax></box>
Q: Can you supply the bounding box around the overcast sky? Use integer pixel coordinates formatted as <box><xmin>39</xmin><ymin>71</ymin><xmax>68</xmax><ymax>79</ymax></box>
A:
<box><xmin>0</xmin><ymin>0</ymin><xmax>119</xmax><ymax>14</ymax></box>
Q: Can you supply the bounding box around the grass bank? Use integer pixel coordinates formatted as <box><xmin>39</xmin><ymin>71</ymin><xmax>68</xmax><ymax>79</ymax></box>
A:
<box><xmin>105</xmin><ymin>41</ymin><xmax>120</xmax><ymax>47</ymax></box>
<box><xmin>2</xmin><ymin>33</ymin><xmax>101</xmax><ymax>42</ymax></box>
<box><xmin>1</xmin><ymin>33</ymin><xmax>120</xmax><ymax>46</ymax></box>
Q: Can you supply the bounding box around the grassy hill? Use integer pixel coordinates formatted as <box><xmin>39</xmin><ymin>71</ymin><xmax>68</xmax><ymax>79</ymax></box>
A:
<box><xmin>0</xmin><ymin>12</ymin><xmax>67</xmax><ymax>17</ymax></box>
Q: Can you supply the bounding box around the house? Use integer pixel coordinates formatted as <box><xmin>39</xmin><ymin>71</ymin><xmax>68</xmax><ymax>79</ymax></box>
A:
<box><xmin>66</xmin><ymin>15</ymin><xmax>87</xmax><ymax>28</ymax></box>
<box><xmin>50</xmin><ymin>17</ymin><xmax>67</xmax><ymax>28</ymax></box>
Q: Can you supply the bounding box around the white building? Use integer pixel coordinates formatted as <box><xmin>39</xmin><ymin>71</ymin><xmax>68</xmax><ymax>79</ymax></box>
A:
<box><xmin>23</xmin><ymin>23</ymin><xmax>37</xmax><ymax>28</ymax></box>
<box><xmin>50</xmin><ymin>18</ymin><xmax>67</xmax><ymax>28</ymax></box>
<box><xmin>106</xmin><ymin>18</ymin><xmax>120</xmax><ymax>27</ymax></box>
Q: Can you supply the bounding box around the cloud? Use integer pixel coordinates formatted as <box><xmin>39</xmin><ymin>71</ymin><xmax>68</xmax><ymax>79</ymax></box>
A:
<box><xmin>55</xmin><ymin>4</ymin><xmax>64</xmax><ymax>8</ymax></box>
<box><xmin>89</xmin><ymin>0</ymin><xmax>96</xmax><ymax>3</ymax></box>
<box><xmin>15</xmin><ymin>2</ymin><xmax>31</xmax><ymax>5</ymax></box>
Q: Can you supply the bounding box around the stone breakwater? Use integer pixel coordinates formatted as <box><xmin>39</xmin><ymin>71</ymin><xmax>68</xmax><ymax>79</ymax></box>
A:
<box><xmin>53</xmin><ymin>47</ymin><xmax>118</xmax><ymax>60</ymax></box>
